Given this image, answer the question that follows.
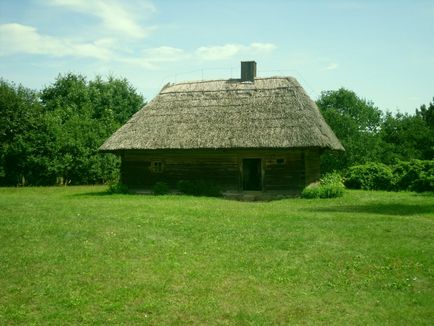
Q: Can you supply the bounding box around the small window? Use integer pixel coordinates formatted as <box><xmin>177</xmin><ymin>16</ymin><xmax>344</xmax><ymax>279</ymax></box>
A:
<box><xmin>276</xmin><ymin>158</ymin><xmax>285</xmax><ymax>165</ymax></box>
<box><xmin>150</xmin><ymin>161</ymin><xmax>163</xmax><ymax>173</ymax></box>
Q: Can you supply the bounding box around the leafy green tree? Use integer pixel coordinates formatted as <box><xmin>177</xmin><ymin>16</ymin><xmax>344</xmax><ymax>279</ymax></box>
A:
<box><xmin>89</xmin><ymin>75</ymin><xmax>143</xmax><ymax>125</ymax></box>
<box><xmin>0</xmin><ymin>79</ymin><xmax>49</xmax><ymax>185</ymax></box>
<box><xmin>380</xmin><ymin>112</ymin><xmax>433</xmax><ymax>163</ymax></box>
<box><xmin>317</xmin><ymin>89</ymin><xmax>433</xmax><ymax>173</ymax></box>
<box><xmin>40</xmin><ymin>73</ymin><xmax>145</xmax><ymax>184</ymax></box>
<box><xmin>0</xmin><ymin>73</ymin><xmax>144</xmax><ymax>186</ymax></box>
<box><xmin>416</xmin><ymin>97</ymin><xmax>434</xmax><ymax>128</ymax></box>
<box><xmin>316</xmin><ymin>88</ymin><xmax>383</xmax><ymax>173</ymax></box>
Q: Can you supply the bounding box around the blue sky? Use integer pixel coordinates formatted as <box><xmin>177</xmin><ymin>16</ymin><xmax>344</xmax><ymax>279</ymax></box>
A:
<box><xmin>1</xmin><ymin>0</ymin><xmax>433</xmax><ymax>113</ymax></box>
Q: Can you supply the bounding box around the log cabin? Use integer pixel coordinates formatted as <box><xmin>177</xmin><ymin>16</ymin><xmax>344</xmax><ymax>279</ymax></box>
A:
<box><xmin>99</xmin><ymin>61</ymin><xmax>344</xmax><ymax>198</ymax></box>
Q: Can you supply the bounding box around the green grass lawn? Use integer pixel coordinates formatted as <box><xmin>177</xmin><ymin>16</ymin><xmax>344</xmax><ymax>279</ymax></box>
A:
<box><xmin>0</xmin><ymin>187</ymin><xmax>433</xmax><ymax>325</ymax></box>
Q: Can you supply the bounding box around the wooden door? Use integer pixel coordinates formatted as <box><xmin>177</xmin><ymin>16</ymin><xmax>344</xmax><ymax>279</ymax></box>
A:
<box><xmin>242</xmin><ymin>159</ymin><xmax>262</xmax><ymax>190</ymax></box>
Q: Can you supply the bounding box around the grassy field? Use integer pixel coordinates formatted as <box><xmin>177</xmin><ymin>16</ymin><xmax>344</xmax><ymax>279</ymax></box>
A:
<box><xmin>0</xmin><ymin>187</ymin><xmax>433</xmax><ymax>325</ymax></box>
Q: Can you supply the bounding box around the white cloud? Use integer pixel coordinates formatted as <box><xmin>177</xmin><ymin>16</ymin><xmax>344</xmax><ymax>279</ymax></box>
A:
<box><xmin>0</xmin><ymin>23</ymin><xmax>185</xmax><ymax>66</ymax></box>
<box><xmin>0</xmin><ymin>23</ymin><xmax>112</xmax><ymax>60</ymax></box>
<box><xmin>121</xmin><ymin>42</ymin><xmax>276</xmax><ymax>67</ymax></box>
<box><xmin>93</xmin><ymin>37</ymin><xmax>118</xmax><ymax>49</ymax></box>
<box><xmin>196</xmin><ymin>44</ymin><xmax>244</xmax><ymax>61</ymax></box>
<box><xmin>142</xmin><ymin>46</ymin><xmax>188</xmax><ymax>62</ymax></box>
<box><xmin>250</xmin><ymin>42</ymin><xmax>277</xmax><ymax>52</ymax></box>
<box><xmin>0</xmin><ymin>23</ymin><xmax>276</xmax><ymax>70</ymax></box>
<box><xmin>119</xmin><ymin>46</ymin><xmax>188</xmax><ymax>68</ymax></box>
<box><xmin>196</xmin><ymin>42</ymin><xmax>276</xmax><ymax>61</ymax></box>
<box><xmin>322</xmin><ymin>63</ymin><xmax>338</xmax><ymax>71</ymax></box>
<box><xmin>47</xmin><ymin>0</ymin><xmax>155</xmax><ymax>39</ymax></box>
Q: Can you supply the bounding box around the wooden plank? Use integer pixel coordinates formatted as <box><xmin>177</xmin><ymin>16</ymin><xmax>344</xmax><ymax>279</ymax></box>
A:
<box><xmin>263</xmin><ymin>152</ymin><xmax>305</xmax><ymax>191</ymax></box>
<box><xmin>304</xmin><ymin>150</ymin><xmax>320</xmax><ymax>185</ymax></box>
<box><xmin>121</xmin><ymin>148</ymin><xmax>315</xmax><ymax>192</ymax></box>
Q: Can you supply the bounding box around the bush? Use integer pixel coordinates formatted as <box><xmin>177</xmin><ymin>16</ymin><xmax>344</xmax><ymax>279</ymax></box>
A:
<box><xmin>152</xmin><ymin>182</ymin><xmax>169</xmax><ymax>195</ymax></box>
<box><xmin>345</xmin><ymin>162</ymin><xmax>394</xmax><ymax>190</ymax></box>
<box><xmin>393</xmin><ymin>160</ymin><xmax>421</xmax><ymax>190</ymax></box>
<box><xmin>107</xmin><ymin>182</ymin><xmax>129</xmax><ymax>194</ymax></box>
<box><xmin>301</xmin><ymin>183</ymin><xmax>321</xmax><ymax>199</ymax></box>
<box><xmin>345</xmin><ymin>160</ymin><xmax>434</xmax><ymax>192</ymax></box>
<box><xmin>177</xmin><ymin>180</ymin><xmax>221</xmax><ymax>197</ymax></box>
<box><xmin>301</xmin><ymin>172</ymin><xmax>345</xmax><ymax>199</ymax></box>
<box><xmin>393</xmin><ymin>159</ymin><xmax>434</xmax><ymax>192</ymax></box>
<box><xmin>412</xmin><ymin>169</ymin><xmax>434</xmax><ymax>192</ymax></box>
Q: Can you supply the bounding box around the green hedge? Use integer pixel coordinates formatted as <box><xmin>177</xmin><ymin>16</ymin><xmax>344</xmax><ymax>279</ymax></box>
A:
<box><xmin>345</xmin><ymin>162</ymin><xmax>394</xmax><ymax>190</ymax></box>
<box><xmin>344</xmin><ymin>160</ymin><xmax>434</xmax><ymax>192</ymax></box>
<box><xmin>393</xmin><ymin>160</ymin><xmax>434</xmax><ymax>192</ymax></box>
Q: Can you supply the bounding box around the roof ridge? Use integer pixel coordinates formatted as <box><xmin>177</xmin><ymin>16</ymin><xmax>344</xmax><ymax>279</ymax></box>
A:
<box><xmin>168</xmin><ymin>76</ymin><xmax>294</xmax><ymax>87</ymax></box>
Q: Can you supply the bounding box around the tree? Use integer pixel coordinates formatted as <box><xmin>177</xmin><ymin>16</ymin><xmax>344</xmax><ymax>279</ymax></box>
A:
<box><xmin>0</xmin><ymin>74</ymin><xmax>144</xmax><ymax>186</ymax></box>
<box><xmin>0</xmin><ymin>79</ymin><xmax>48</xmax><ymax>185</ymax></box>
<box><xmin>89</xmin><ymin>75</ymin><xmax>144</xmax><ymax>125</ymax></box>
<box><xmin>39</xmin><ymin>73</ymin><xmax>145</xmax><ymax>184</ymax></box>
<box><xmin>316</xmin><ymin>88</ymin><xmax>383</xmax><ymax>173</ymax></box>
<box><xmin>380</xmin><ymin>103</ymin><xmax>433</xmax><ymax>163</ymax></box>
<box><xmin>416</xmin><ymin>97</ymin><xmax>434</xmax><ymax>129</ymax></box>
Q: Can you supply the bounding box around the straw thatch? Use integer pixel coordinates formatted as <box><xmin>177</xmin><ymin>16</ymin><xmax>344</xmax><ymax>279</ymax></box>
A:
<box><xmin>99</xmin><ymin>76</ymin><xmax>344</xmax><ymax>152</ymax></box>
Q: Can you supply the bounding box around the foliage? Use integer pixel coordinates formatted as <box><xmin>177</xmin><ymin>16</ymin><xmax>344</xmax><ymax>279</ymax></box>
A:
<box><xmin>1</xmin><ymin>186</ymin><xmax>433</xmax><ymax>325</ymax></box>
<box><xmin>107</xmin><ymin>182</ymin><xmax>129</xmax><ymax>194</ymax></box>
<box><xmin>301</xmin><ymin>172</ymin><xmax>345</xmax><ymax>198</ymax></box>
<box><xmin>345</xmin><ymin>162</ymin><xmax>394</xmax><ymax>190</ymax></box>
<box><xmin>393</xmin><ymin>160</ymin><xmax>434</xmax><ymax>192</ymax></box>
<box><xmin>300</xmin><ymin>184</ymin><xmax>322</xmax><ymax>199</ymax></box>
<box><xmin>317</xmin><ymin>88</ymin><xmax>383</xmax><ymax>173</ymax></box>
<box><xmin>318</xmin><ymin>88</ymin><xmax>383</xmax><ymax>132</ymax></box>
<box><xmin>379</xmin><ymin>112</ymin><xmax>433</xmax><ymax>163</ymax></box>
<box><xmin>177</xmin><ymin>179</ymin><xmax>221</xmax><ymax>197</ymax></box>
<box><xmin>0</xmin><ymin>79</ymin><xmax>46</xmax><ymax>185</ymax></box>
<box><xmin>416</xmin><ymin>97</ymin><xmax>434</xmax><ymax>128</ymax></box>
<box><xmin>152</xmin><ymin>182</ymin><xmax>170</xmax><ymax>195</ymax></box>
<box><xmin>0</xmin><ymin>75</ymin><xmax>144</xmax><ymax>186</ymax></box>
<box><xmin>317</xmin><ymin>89</ymin><xmax>433</xmax><ymax>174</ymax></box>
<box><xmin>345</xmin><ymin>160</ymin><xmax>434</xmax><ymax>192</ymax></box>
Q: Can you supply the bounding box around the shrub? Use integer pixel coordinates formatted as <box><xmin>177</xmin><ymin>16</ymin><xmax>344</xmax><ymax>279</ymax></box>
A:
<box><xmin>344</xmin><ymin>160</ymin><xmax>434</xmax><ymax>192</ymax></box>
<box><xmin>393</xmin><ymin>159</ymin><xmax>434</xmax><ymax>192</ymax></box>
<box><xmin>301</xmin><ymin>172</ymin><xmax>345</xmax><ymax>199</ymax></box>
<box><xmin>107</xmin><ymin>182</ymin><xmax>129</xmax><ymax>194</ymax></box>
<box><xmin>393</xmin><ymin>160</ymin><xmax>421</xmax><ymax>190</ymax></box>
<box><xmin>320</xmin><ymin>183</ymin><xmax>345</xmax><ymax>198</ymax></box>
<box><xmin>177</xmin><ymin>180</ymin><xmax>221</xmax><ymax>197</ymax></box>
<box><xmin>412</xmin><ymin>168</ymin><xmax>434</xmax><ymax>192</ymax></box>
<box><xmin>301</xmin><ymin>183</ymin><xmax>321</xmax><ymax>199</ymax></box>
<box><xmin>345</xmin><ymin>162</ymin><xmax>394</xmax><ymax>190</ymax></box>
<box><xmin>152</xmin><ymin>182</ymin><xmax>169</xmax><ymax>195</ymax></box>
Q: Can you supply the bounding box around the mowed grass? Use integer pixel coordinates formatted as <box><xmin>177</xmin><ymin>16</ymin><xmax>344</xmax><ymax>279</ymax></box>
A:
<box><xmin>0</xmin><ymin>187</ymin><xmax>433</xmax><ymax>325</ymax></box>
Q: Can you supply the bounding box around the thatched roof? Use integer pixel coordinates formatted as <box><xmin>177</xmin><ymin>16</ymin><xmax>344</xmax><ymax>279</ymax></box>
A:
<box><xmin>99</xmin><ymin>76</ymin><xmax>344</xmax><ymax>152</ymax></box>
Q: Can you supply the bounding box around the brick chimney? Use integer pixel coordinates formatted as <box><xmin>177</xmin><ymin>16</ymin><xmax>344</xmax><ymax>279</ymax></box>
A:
<box><xmin>241</xmin><ymin>61</ymin><xmax>256</xmax><ymax>82</ymax></box>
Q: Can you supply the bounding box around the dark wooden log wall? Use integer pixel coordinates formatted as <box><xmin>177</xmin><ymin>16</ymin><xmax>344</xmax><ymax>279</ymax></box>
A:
<box><xmin>304</xmin><ymin>149</ymin><xmax>321</xmax><ymax>185</ymax></box>
<box><xmin>121</xmin><ymin>149</ymin><xmax>321</xmax><ymax>193</ymax></box>
<box><xmin>122</xmin><ymin>153</ymin><xmax>239</xmax><ymax>190</ymax></box>
<box><xmin>263</xmin><ymin>151</ymin><xmax>305</xmax><ymax>191</ymax></box>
